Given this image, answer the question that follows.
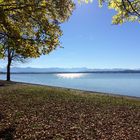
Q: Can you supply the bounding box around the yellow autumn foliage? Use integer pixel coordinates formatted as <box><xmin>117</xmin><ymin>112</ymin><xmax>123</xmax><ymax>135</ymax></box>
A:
<box><xmin>0</xmin><ymin>0</ymin><xmax>75</xmax><ymax>58</ymax></box>
<box><xmin>80</xmin><ymin>0</ymin><xmax>140</xmax><ymax>24</ymax></box>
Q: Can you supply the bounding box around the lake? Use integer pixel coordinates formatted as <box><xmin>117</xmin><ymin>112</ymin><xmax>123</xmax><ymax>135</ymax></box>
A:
<box><xmin>0</xmin><ymin>73</ymin><xmax>140</xmax><ymax>97</ymax></box>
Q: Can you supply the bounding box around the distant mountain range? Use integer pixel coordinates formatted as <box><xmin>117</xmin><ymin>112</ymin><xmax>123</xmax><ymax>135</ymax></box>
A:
<box><xmin>0</xmin><ymin>67</ymin><xmax>140</xmax><ymax>73</ymax></box>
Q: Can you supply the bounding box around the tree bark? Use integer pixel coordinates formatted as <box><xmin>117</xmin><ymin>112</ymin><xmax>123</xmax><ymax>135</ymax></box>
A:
<box><xmin>6</xmin><ymin>47</ymin><xmax>12</xmax><ymax>81</ymax></box>
<box><xmin>7</xmin><ymin>59</ymin><xmax>11</xmax><ymax>81</ymax></box>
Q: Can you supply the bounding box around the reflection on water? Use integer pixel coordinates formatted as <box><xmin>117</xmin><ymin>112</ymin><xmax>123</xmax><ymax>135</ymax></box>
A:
<box><xmin>56</xmin><ymin>73</ymin><xmax>85</xmax><ymax>79</ymax></box>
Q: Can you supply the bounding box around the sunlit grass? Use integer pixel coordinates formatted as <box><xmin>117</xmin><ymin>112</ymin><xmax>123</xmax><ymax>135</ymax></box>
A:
<box><xmin>0</xmin><ymin>81</ymin><xmax>139</xmax><ymax>106</ymax></box>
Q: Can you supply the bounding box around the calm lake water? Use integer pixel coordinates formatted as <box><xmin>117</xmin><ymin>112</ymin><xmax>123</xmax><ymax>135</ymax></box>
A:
<box><xmin>0</xmin><ymin>73</ymin><xmax>140</xmax><ymax>97</ymax></box>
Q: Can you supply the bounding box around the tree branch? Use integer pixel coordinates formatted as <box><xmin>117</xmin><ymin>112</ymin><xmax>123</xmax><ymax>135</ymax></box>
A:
<box><xmin>122</xmin><ymin>0</ymin><xmax>140</xmax><ymax>18</ymax></box>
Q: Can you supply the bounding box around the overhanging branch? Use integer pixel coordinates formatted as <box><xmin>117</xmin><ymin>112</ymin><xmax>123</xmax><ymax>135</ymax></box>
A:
<box><xmin>122</xmin><ymin>0</ymin><xmax>140</xmax><ymax>18</ymax></box>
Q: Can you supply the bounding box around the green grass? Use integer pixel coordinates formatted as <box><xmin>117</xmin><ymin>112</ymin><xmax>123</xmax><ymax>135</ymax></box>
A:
<box><xmin>0</xmin><ymin>81</ymin><xmax>140</xmax><ymax>139</ymax></box>
<box><xmin>1</xmin><ymin>82</ymin><xmax>139</xmax><ymax>107</ymax></box>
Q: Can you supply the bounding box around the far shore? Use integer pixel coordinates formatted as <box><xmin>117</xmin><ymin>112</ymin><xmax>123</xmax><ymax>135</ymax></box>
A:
<box><xmin>1</xmin><ymin>70</ymin><xmax>140</xmax><ymax>74</ymax></box>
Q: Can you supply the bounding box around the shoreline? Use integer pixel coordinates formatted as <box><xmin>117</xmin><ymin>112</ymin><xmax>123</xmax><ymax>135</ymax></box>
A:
<box><xmin>1</xmin><ymin>79</ymin><xmax>140</xmax><ymax>100</ymax></box>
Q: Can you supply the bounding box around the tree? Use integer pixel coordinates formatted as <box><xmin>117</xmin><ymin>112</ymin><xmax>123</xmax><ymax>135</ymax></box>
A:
<box><xmin>1</xmin><ymin>38</ymin><xmax>28</xmax><ymax>81</ymax></box>
<box><xmin>0</xmin><ymin>0</ymin><xmax>75</xmax><ymax>81</ymax></box>
<box><xmin>80</xmin><ymin>0</ymin><xmax>140</xmax><ymax>24</ymax></box>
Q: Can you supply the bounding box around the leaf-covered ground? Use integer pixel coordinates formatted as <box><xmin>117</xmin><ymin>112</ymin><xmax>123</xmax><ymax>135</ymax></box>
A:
<box><xmin>0</xmin><ymin>81</ymin><xmax>140</xmax><ymax>140</ymax></box>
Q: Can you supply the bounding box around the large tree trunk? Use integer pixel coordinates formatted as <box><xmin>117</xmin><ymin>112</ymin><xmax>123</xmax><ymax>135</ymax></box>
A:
<box><xmin>7</xmin><ymin>59</ymin><xmax>11</xmax><ymax>81</ymax></box>
<box><xmin>6</xmin><ymin>47</ymin><xmax>12</xmax><ymax>81</ymax></box>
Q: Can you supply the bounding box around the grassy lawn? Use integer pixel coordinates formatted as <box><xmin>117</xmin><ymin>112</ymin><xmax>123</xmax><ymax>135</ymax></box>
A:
<box><xmin>0</xmin><ymin>80</ymin><xmax>140</xmax><ymax>140</ymax></box>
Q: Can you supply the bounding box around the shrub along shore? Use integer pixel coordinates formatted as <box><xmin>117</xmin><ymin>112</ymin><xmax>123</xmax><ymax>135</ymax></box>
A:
<box><xmin>0</xmin><ymin>80</ymin><xmax>140</xmax><ymax>139</ymax></box>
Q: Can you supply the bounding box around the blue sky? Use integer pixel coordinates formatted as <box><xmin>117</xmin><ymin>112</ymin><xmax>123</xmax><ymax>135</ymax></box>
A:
<box><xmin>1</xmin><ymin>1</ymin><xmax>140</xmax><ymax>69</ymax></box>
